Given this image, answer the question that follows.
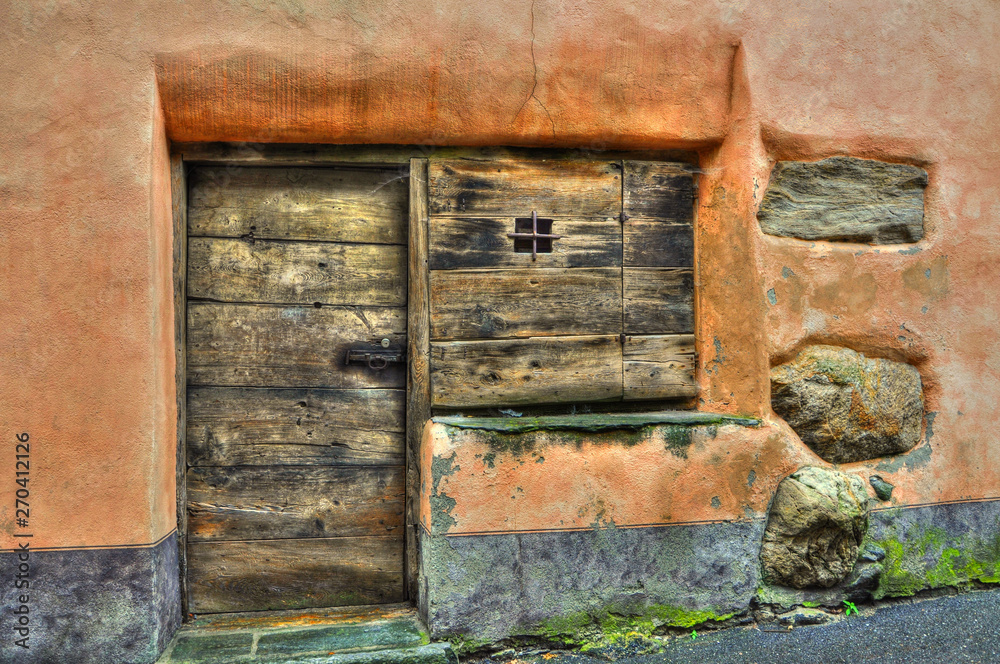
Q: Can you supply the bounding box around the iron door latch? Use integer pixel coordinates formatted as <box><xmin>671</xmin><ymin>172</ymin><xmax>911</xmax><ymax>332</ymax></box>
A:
<box><xmin>345</xmin><ymin>340</ymin><xmax>406</xmax><ymax>371</ymax></box>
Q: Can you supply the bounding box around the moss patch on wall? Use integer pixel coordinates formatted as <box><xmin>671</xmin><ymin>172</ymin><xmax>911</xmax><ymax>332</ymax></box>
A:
<box><xmin>536</xmin><ymin>604</ymin><xmax>735</xmax><ymax>650</ymax></box>
<box><xmin>872</xmin><ymin>522</ymin><xmax>1000</xmax><ymax>599</ymax></box>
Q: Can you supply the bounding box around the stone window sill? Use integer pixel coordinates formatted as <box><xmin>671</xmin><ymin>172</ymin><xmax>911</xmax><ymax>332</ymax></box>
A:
<box><xmin>432</xmin><ymin>410</ymin><xmax>760</xmax><ymax>433</ymax></box>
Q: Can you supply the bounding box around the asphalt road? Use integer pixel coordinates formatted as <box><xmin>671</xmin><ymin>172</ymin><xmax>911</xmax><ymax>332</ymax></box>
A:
<box><xmin>463</xmin><ymin>588</ymin><xmax>1000</xmax><ymax>664</ymax></box>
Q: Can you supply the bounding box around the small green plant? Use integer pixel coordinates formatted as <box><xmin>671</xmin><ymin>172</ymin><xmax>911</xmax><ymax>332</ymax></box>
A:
<box><xmin>842</xmin><ymin>600</ymin><xmax>858</xmax><ymax>616</ymax></box>
<box><xmin>690</xmin><ymin>629</ymin><xmax>697</xmax><ymax>641</ymax></box>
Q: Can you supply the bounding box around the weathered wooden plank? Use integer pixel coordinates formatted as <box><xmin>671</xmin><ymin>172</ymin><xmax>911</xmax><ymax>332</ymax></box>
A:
<box><xmin>187</xmin><ymin>465</ymin><xmax>404</xmax><ymax>541</ymax></box>
<box><xmin>428</xmin><ymin>217</ymin><xmax>622</xmax><ymax>269</ymax></box>
<box><xmin>186</xmin><ymin>387</ymin><xmax>404</xmax><ymax>466</ymax></box>
<box><xmin>431</xmin><ymin>336</ymin><xmax>623</xmax><ymax>407</ymax></box>
<box><xmin>428</xmin><ymin>159</ymin><xmax>622</xmax><ymax>217</ymax></box>
<box><xmin>406</xmin><ymin>159</ymin><xmax>429</xmax><ymax>601</ymax></box>
<box><xmin>623</xmin><ymin>161</ymin><xmax>695</xmax><ymax>222</ymax></box>
<box><xmin>187</xmin><ymin>238</ymin><xmax>406</xmax><ymax>306</ymax></box>
<box><xmin>177</xmin><ymin>143</ymin><xmax>698</xmax><ymax>167</ymax></box>
<box><xmin>187</xmin><ymin>166</ymin><xmax>408</xmax><ymax>244</ymax></box>
<box><xmin>623</xmin><ymin>268</ymin><xmax>694</xmax><ymax>334</ymax></box>
<box><xmin>186</xmin><ymin>303</ymin><xmax>406</xmax><ymax>388</ymax></box>
<box><xmin>623</xmin><ymin>334</ymin><xmax>697</xmax><ymax>400</ymax></box>
<box><xmin>171</xmin><ymin>153</ymin><xmax>190</xmax><ymax>616</ymax></box>
<box><xmin>187</xmin><ymin>537</ymin><xmax>404</xmax><ymax>613</ymax></box>
<box><xmin>757</xmin><ymin>157</ymin><xmax>927</xmax><ymax>244</ymax></box>
<box><xmin>430</xmin><ymin>268</ymin><xmax>623</xmax><ymax>340</ymax></box>
<box><xmin>624</xmin><ymin>221</ymin><xmax>694</xmax><ymax>267</ymax></box>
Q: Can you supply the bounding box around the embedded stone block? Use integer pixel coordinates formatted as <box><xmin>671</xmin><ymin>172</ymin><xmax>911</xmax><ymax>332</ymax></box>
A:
<box><xmin>760</xmin><ymin>466</ymin><xmax>870</xmax><ymax>589</ymax></box>
<box><xmin>757</xmin><ymin>157</ymin><xmax>927</xmax><ymax>244</ymax></box>
<box><xmin>770</xmin><ymin>345</ymin><xmax>924</xmax><ymax>463</ymax></box>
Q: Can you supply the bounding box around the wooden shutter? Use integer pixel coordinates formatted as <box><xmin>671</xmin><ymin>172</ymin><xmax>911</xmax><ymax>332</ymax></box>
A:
<box><xmin>427</xmin><ymin>159</ymin><xmax>622</xmax><ymax>407</ymax></box>
<box><xmin>426</xmin><ymin>157</ymin><xmax>696</xmax><ymax>409</ymax></box>
<box><xmin>622</xmin><ymin>161</ymin><xmax>697</xmax><ymax>400</ymax></box>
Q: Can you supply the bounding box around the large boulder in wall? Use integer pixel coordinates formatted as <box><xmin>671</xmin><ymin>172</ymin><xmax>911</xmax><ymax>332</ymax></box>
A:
<box><xmin>760</xmin><ymin>466</ymin><xmax>870</xmax><ymax>589</ymax></box>
<box><xmin>770</xmin><ymin>345</ymin><xmax>924</xmax><ymax>463</ymax></box>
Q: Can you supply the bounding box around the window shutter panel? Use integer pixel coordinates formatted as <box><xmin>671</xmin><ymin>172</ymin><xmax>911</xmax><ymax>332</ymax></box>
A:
<box><xmin>427</xmin><ymin>159</ymin><xmax>623</xmax><ymax>407</ymax></box>
<box><xmin>622</xmin><ymin>161</ymin><xmax>697</xmax><ymax>400</ymax></box>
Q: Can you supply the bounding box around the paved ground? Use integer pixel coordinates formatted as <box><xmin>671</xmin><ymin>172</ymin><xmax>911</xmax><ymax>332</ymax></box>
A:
<box><xmin>463</xmin><ymin>588</ymin><xmax>1000</xmax><ymax>664</ymax></box>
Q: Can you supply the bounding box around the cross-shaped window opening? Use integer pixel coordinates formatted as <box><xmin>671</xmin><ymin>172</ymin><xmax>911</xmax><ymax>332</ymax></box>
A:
<box><xmin>509</xmin><ymin>211</ymin><xmax>562</xmax><ymax>260</ymax></box>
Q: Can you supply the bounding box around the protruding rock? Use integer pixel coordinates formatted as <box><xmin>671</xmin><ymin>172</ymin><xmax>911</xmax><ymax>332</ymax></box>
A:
<box><xmin>771</xmin><ymin>345</ymin><xmax>924</xmax><ymax>463</ymax></box>
<box><xmin>761</xmin><ymin>466</ymin><xmax>870</xmax><ymax>589</ymax></box>
<box><xmin>777</xmin><ymin>607</ymin><xmax>834</xmax><ymax>627</ymax></box>
<box><xmin>757</xmin><ymin>157</ymin><xmax>927</xmax><ymax>244</ymax></box>
<box><xmin>869</xmin><ymin>475</ymin><xmax>894</xmax><ymax>501</ymax></box>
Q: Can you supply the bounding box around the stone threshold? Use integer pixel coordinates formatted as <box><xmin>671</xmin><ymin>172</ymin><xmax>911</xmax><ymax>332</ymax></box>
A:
<box><xmin>157</xmin><ymin>604</ymin><xmax>457</xmax><ymax>663</ymax></box>
<box><xmin>433</xmin><ymin>410</ymin><xmax>761</xmax><ymax>433</ymax></box>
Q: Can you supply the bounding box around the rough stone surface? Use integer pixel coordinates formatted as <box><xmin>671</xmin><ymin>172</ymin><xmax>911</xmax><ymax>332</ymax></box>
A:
<box><xmin>761</xmin><ymin>467</ymin><xmax>870</xmax><ymax>590</ymax></box>
<box><xmin>776</xmin><ymin>607</ymin><xmax>835</xmax><ymax>627</ymax></box>
<box><xmin>869</xmin><ymin>475</ymin><xmax>895</xmax><ymax>501</ymax></box>
<box><xmin>0</xmin><ymin>534</ymin><xmax>180</xmax><ymax>664</ymax></box>
<box><xmin>770</xmin><ymin>345</ymin><xmax>924</xmax><ymax>463</ymax></box>
<box><xmin>757</xmin><ymin>157</ymin><xmax>927</xmax><ymax>244</ymax></box>
<box><xmin>419</xmin><ymin>520</ymin><xmax>764</xmax><ymax>641</ymax></box>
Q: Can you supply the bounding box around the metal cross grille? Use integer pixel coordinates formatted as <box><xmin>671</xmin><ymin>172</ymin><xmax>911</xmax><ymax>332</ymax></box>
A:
<box><xmin>507</xmin><ymin>211</ymin><xmax>563</xmax><ymax>260</ymax></box>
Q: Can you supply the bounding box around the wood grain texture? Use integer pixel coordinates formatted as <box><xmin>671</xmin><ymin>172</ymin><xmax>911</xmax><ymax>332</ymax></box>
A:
<box><xmin>406</xmin><ymin>159</ymin><xmax>429</xmax><ymax>601</ymax></box>
<box><xmin>623</xmin><ymin>268</ymin><xmax>694</xmax><ymax>334</ymax></box>
<box><xmin>188</xmin><ymin>237</ymin><xmax>406</xmax><ymax>306</ymax></box>
<box><xmin>186</xmin><ymin>387</ymin><xmax>404</xmax><ymax>466</ymax></box>
<box><xmin>624</xmin><ymin>221</ymin><xmax>694</xmax><ymax>267</ymax></box>
<box><xmin>623</xmin><ymin>334</ymin><xmax>697</xmax><ymax>400</ymax></box>
<box><xmin>186</xmin><ymin>302</ymin><xmax>406</xmax><ymax>388</ymax></box>
<box><xmin>430</xmin><ymin>268</ymin><xmax>622</xmax><ymax>340</ymax></box>
<box><xmin>188</xmin><ymin>166</ymin><xmax>408</xmax><ymax>244</ymax></box>
<box><xmin>187</xmin><ymin>465</ymin><xmax>404</xmax><ymax>541</ymax></box>
<box><xmin>431</xmin><ymin>336</ymin><xmax>623</xmax><ymax>407</ymax></box>
<box><xmin>428</xmin><ymin>159</ymin><xmax>621</xmax><ymax>217</ymax></box>
<box><xmin>428</xmin><ymin>217</ymin><xmax>622</xmax><ymax>269</ymax></box>
<box><xmin>177</xmin><ymin>143</ymin><xmax>699</xmax><ymax>167</ymax></box>
<box><xmin>187</xmin><ymin>537</ymin><xmax>404</xmax><ymax>613</ymax></box>
<box><xmin>171</xmin><ymin>154</ymin><xmax>190</xmax><ymax>615</ymax></box>
<box><xmin>757</xmin><ymin>157</ymin><xmax>927</xmax><ymax>244</ymax></box>
<box><xmin>623</xmin><ymin>161</ymin><xmax>695</xmax><ymax>222</ymax></box>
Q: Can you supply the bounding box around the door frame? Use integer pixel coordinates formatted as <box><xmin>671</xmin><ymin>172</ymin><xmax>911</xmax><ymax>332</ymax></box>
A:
<box><xmin>170</xmin><ymin>143</ymin><xmax>698</xmax><ymax>616</ymax></box>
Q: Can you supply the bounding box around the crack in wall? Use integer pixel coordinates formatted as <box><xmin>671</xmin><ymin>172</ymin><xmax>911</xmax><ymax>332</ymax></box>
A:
<box><xmin>513</xmin><ymin>0</ymin><xmax>556</xmax><ymax>137</ymax></box>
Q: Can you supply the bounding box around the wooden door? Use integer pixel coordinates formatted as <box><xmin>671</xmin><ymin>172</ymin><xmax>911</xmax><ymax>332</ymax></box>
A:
<box><xmin>183</xmin><ymin>165</ymin><xmax>408</xmax><ymax>613</ymax></box>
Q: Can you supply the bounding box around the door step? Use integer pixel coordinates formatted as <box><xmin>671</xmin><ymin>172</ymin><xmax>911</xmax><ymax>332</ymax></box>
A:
<box><xmin>157</xmin><ymin>604</ymin><xmax>456</xmax><ymax>664</ymax></box>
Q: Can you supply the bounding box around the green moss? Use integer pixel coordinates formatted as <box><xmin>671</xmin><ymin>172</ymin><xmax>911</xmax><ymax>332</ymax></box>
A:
<box><xmin>448</xmin><ymin>634</ymin><xmax>494</xmax><ymax>654</ymax></box>
<box><xmin>802</xmin><ymin>601</ymin><xmax>820</xmax><ymax>608</ymax></box>
<box><xmin>808</xmin><ymin>351</ymin><xmax>865</xmax><ymax>386</ymax></box>
<box><xmin>647</xmin><ymin>605</ymin><xmax>735</xmax><ymax>628</ymax></box>
<box><xmin>662</xmin><ymin>425</ymin><xmax>693</xmax><ymax>459</ymax></box>
<box><xmin>874</xmin><ymin>525</ymin><xmax>1000</xmax><ymax>599</ymax></box>
<box><xmin>536</xmin><ymin>604</ymin><xmax>734</xmax><ymax>649</ymax></box>
<box><xmin>539</xmin><ymin>611</ymin><xmax>593</xmax><ymax>642</ymax></box>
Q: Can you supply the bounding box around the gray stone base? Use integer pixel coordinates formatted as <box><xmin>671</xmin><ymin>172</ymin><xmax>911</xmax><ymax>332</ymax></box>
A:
<box><xmin>418</xmin><ymin>520</ymin><xmax>765</xmax><ymax>641</ymax></box>
<box><xmin>870</xmin><ymin>498</ymin><xmax>1000</xmax><ymax>598</ymax></box>
<box><xmin>421</xmin><ymin>498</ymin><xmax>1000</xmax><ymax>643</ymax></box>
<box><xmin>0</xmin><ymin>532</ymin><xmax>181</xmax><ymax>663</ymax></box>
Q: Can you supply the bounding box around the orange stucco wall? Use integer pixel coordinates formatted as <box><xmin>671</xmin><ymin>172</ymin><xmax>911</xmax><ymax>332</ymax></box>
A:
<box><xmin>2</xmin><ymin>1</ymin><xmax>999</xmax><ymax>551</ymax></box>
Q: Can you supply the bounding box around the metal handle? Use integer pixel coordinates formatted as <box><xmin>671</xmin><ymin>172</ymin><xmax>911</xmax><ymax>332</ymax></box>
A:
<box><xmin>345</xmin><ymin>347</ymin><xmax>405</xmax><ymax>371</ymax></box>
